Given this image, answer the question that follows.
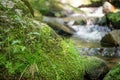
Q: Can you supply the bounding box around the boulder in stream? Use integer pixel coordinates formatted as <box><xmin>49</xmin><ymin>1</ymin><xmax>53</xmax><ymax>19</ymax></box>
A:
<box><xmin>84</xmin><ymin>58</ymin><xmax>109</xmax><ymax>80</ymax></box>
<box><xmin>104</xmin><ymin>63</ymin><xmax>120</xmax><ymax>80</ymax></box>
<box><xmin>101</xmin><ymin>30</ymin><xmax>120</xmax><ymax>47</ymax></box>
<box><xmin>106</xmin><ymin>13</ymin><xmax>120</xmax><ymax>30</ymax></box>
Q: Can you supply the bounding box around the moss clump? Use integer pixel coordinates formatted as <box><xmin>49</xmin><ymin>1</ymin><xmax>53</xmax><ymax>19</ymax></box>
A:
<box><xmin>104</xmin><ymin>63</ymin><xmax>120</xmax><ymax>80</ymax></box>
<box><xmin>0</xmin><ymin>17</ymin><xmax>101</xmax><ymax>80</ymax></box>
<box><xmin>0</xmin><ymin>17</ymin><xmax>101</xmax><ymax>79</ymax></box>
<box><xmin>106</xmin><ymin>12</ymin><xmax>120</xmax><ymax>29</ymax></box>
<box><xmin>107</xmin><ymin>13</ymin><xmax>120</xmax><ymax>23</ymax></box>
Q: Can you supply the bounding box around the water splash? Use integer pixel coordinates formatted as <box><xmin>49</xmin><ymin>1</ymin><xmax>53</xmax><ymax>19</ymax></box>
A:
<box><xmin>72</xmin><ymin>25</ymin><xmax>111</xmax><ymax>42</ymax></box>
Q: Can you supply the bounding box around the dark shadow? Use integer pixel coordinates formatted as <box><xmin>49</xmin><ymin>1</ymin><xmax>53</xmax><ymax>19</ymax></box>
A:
<box><xmin>78</xmin><ymin>0</ymin><xmax>103</xmax><ymax>8</ymax></box>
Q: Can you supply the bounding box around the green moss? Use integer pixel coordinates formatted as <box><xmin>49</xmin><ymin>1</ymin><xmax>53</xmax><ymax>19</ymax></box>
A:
<box><xmin>107</xmin><ymin>13</ymin><xmax>120</xmax><ymax>23</ymax></box>
<box><xmin>0</xmin><ymin>18</ymin><xmax>101</xmax><ymax>79</ymax></box>
<box><xmin>106</xmin><ymin>12</ymin><xmax>120</xmax><ymax>29</ymax></box>
<box><xmin>104</xmin><ymin>63</ymin><xmax>120</xmax><ymax>80</ymax></box>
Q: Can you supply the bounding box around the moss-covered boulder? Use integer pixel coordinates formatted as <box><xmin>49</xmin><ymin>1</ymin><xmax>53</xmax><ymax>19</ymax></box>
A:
<box><xmin>84</xmin><ymin>59</ymin><xmax>109</xmax><ymax>80</ymax></box>
<box><xmin>106</xmin><ymin>13</ymin><xmax>120</xmax><ymax>29</ymax></box>
<box><xmin>104</xmin><ymin>62</ymin><xmax>120</xmax><ymax>80</ymax></box>
<box><xmin>0</xmin><ymin>15</ymin><xmax>104</xmax><ymax>80</ymax></box>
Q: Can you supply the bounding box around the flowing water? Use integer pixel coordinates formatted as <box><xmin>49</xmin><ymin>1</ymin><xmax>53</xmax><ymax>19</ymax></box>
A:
<box><xmin>71</xmin><ymin>25</ymin><xmax>111</xmax><ymax>47</ymax></box>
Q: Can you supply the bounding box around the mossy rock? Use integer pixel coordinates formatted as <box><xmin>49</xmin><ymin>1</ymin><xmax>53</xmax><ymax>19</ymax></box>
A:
<box><xmin>0</xmin><ymin>17</ymin><xmax>103</xmax><ymax>79</ymax></box>
<box><xmin>107</xmin><ymin>12</ymin><xmax>120</xmax><ymax>29</ymax></box>
<box><xmin>84</xmin><ymin>58</ymin><xmax>109</xmax><ymax>80</ymax></box>
<box><xmin>107</xmin><ymin>13</ymin><xmax>120</xmax><ymax>23</ymax></box>
<box><xmin>104</xmin><ymin>63</ymin><xmax>120</xmax><ymax>80</ymax></box>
